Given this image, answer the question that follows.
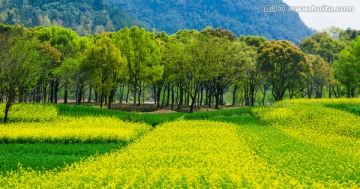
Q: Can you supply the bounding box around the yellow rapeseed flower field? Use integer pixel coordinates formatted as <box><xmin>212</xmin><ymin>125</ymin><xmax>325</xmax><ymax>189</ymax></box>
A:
<box><xmin>0</xmin><ymin>117</ymin><xmax>152</xmax><ymax>143</ymax></box>
<box><xmin>252</xmin><ymin>98</ymin><xmax>360</xmax><ymax>187</ymax></box>
<box><xmin>2</xmin><ymin>120</ymin><xmax>356</xmax><ymax>188</ymax></box>
<box><xmin>0</xmin><ymin>103</ymin><xmax>58</xmax><ymax>122</ymax></box>
<box><xmin>0</xmin><ymin>99</ymin><xmax>359</xmax><ymax>188</ymax></box>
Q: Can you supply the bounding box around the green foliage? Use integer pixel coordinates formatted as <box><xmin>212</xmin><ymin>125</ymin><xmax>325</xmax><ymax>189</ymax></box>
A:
<box><xmin>81</xmin><ymin>35</ymin><xmax>126</xmax><ymax>107</ymax></box>
<box><xmin>240</xmin><ymin>35</ymin><xmax>267</xmax><ymax>48</ymax></box>
<box><xmin>0</xmin><ymin>0</ymin><xmax>142</xmax><ymax>35</ymax></box>
<box><xmin>333</xmin><ymin>37</ymin><xmax>360</xmax><ymax>97</ymax></box>
<box><xmin>0</xmin><ymin>25</ymin><xmax>43</xmax><ymax>122</ymax></box>
<box><xmin>37</xmin><ymin>26</ymin><xmax>81</xmax><ymax>60</ymax></box>
<box><xmin>258</xmin><ymin>40</ymin><xmax>310</xmax><ymax>101</ymax></box>
<box><xmin>300</xmin><ymin>32</ymin><xmax>345</xmax><ymax>64</ymax></box>
<box><xmin>115</xmin><ymin>26</ymin><xmax>163</xmax><ymax>108</ymax></box>
<box><xmin>306</xmin><ymin>54</ymin><xmax>334</xmax><ymax>98</ymax></box>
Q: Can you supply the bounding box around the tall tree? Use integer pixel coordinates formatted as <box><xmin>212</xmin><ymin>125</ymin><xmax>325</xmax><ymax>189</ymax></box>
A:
<box><xmin>0</xmin><ymin>25</ymin><xmax>41</xmax><ymax>123</ymax></box>
<box><xmin>306</xmin><ymin>54</ymin><xmax>334</xmax><ymax>98</ymax></box>
<box><xmin>333</xmin><ymin>37</ymin><xmax>360</xmax><ymax>97</ymax></box>
<box><xmin>81</xmin><ymin>36</ymin><xmax>126</xmax><ymax>108</ymax></box>
<box><xmin>300</xmin><ymin>32</ymin><xmax>345</xmax><ymax>98</ymax></box>
<box><xmin>258</xmin><ymin>40</ymin><xmax>310</xmax><ymax>101</ymax></box>
<box><xmin>240</xmin><ymin>35</ymin><xmax>267</xmax><ymax>106</ymax></box>
<box><xmin>36</xmin><ymin>26</ymin><xmax>80</xmax><ymax>103</ymax></box>
<box><xmin>115</xmin><ymin>26</ymin><xmax>163</xmax><ymax>110</ymax></box>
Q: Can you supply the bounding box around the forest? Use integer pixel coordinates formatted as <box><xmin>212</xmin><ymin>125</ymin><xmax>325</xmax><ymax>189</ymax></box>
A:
<box><xmin>108</xmin><ymin>0</ymin><xmax>313</xmax><ymax>43</ymax></box>
<box><xmin>0</xmin><ymin>0</ymin><xmax>312</xmax><ymax>43</ymax></box>
<box><xmin>0</xmin><ymin>0</ymin><xmax>142</xmax><ymax>35</ymax></box>
<box><xmin>0</xmin><ymin>23</ymin><xmax>360</xmax><ymax>122</ymax></box>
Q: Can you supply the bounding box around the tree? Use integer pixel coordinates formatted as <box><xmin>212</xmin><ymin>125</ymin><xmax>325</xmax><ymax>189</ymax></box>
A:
<box><xmin>333</xmin><ymin>37</ymin><xmax>360</xmax><ymax>97</ymax></box>
<box><xmin>300</xmin><ymin>32</ymin><xmax>344</xmax><ymax>65</ymax></box>
<box><xmin>258</xmin><ymin>40</ymin><xmax>310</xmax><ymax>101</ymax></box>
<box><xmin>36</xmin><ymin>26</ymin><xmax>81</xmax><ymax>103</ymax></box>
<box><xmin>200</xmin><ymin>26</ymin><xmax>238</xmax><ymax>42</ymax></box>
<box><xmin>0</xmin><ymin>25</ymin><xmax>41</xmax><ymax>123</ymax></box>
<box><xmin>340</xmin><ymin>28</ymin><xmax>360</xmax><ymax>42</ymax></box>
<box><xmin>200</xmin><ymin>29</ymin><xmax>250</xmax><ymax>108</ymax></box>
<box><xmin>81</xmin><ymin>36</ymin><xmax>126</xmax><ymax>108</ymax></box>
<box><xmin>306</xmin><ymin>55</ymin><xmax>334</xmax><ymax>98</ymax></box>
<box><xmin>240</xmin><ymin>35</ymin><xmax>267</xmax><ymax>106</ymax></box>
<box><xmin>300</xmin><ymin>32</ymin><xmax>345</xmax><ymax>98</ymax></box>
<box><xmin>115</xmin><ymin>26</ymin><xmax>163</xmax><ymax>110</ymax></box>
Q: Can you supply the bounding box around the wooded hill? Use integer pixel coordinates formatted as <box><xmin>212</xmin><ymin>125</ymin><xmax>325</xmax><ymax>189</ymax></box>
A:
<box><xmin>1</xmin><ymin>0</ymin><xmax>312</xmax><ymax>43</ymax></box>
<box><xmin>108</xmin><ymin>0</ymin><xmax>313</xmax><ymax>43</ymax></box>
<box><xmin>0</xmin><ymin>0</ymin><xmax>142</xmax><ymax>35</ymax></box>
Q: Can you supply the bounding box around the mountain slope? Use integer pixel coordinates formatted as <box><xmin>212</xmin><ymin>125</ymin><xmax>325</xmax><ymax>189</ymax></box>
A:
<box><xmin>108</xmin><ymin>0</ymin><xmax>313</xmax><ymax>43</ymax></box>
<box><xmin>0</xmin><ymin>0</ymin><xmax>142</xmax><ymax>35</ymax></box>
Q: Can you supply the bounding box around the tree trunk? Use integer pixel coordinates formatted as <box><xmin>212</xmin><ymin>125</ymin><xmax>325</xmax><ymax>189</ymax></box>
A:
<box><xmin>161</xmin><ymin>86</ymin><xmax>166</xmax><ymax>109</ymax></box>
<box><xmin>199</xmin><ymin>85</ymin><xmax>203</xmax><ymax>106</ymax></box>
<box><xmin>250</xmin><ymin>85</ymin><xmax>256</xmax><ymax>106</ymax></box>
<box><xmin>119</xmin><ymin>83</ymin><xmax>125</xmax><ymax>104</ymax></box>
<box><xmin>262</xmin><ymin>85</ymin><xmax>268</xmax><ymax>105</ymax></box>
<box><xmin>137</xmin><ymin>83</ymin><xmax>142</xmax><ymax>106</ymax></box>
<box><xmin>328</xmin><ymin>84</ymin><xmax>332</xmax><ymax>99</ymax></box>
<box><xmin>64</xmin><ymin>83</ymin><xmax>68</xmax><ymax>104</ymax></box>
<box><xmin>88</xmin><ymin>84</ymin><xmax>92</xmax><ymax>103</ymax></box>
<box><xmin>126</xmin><ymin>85</ymin><xmax>130</xmax><ymax>103</ymax></box>
<box><xmin>219</xmin><ymin>89</ymin><xmax>224</xmax><ymax>106</ymax></box>
<box><xmin>208</xmin><ymin>94</ymin><xmax>212</xmax><ymax>108</ymax></box>
<box><xmin>186</xmin><ymin>92</ymin><xmax>190</xmax><ymax>106</ymax></box>
<box><xmin>244</xmin><ymin>86</ymin><xmax>250</xmax><ymax>106</ymax></box>
<box><xmin>42</xmin><ymin>83</ymin><xmax>47</xmax><ymax>103</ymax></box>
<box><xmin>315</xmin><ymin>84</ymin><xmax>323</xmax><ymax>98</ymax></box>
<box><xmin>3</xmin><ymin>100</ymin><xmax>12</xmax><ymax>123</ymax></box>
<box><xmin>108</xmin><ymin>88</ymin><xmax>116</xmax><ymax>109</ymax></box>
<box><xmin>157</xmin><ymin>86</ymin><xmax>162</xmax><ymax>108</ymax></box>
<box><xmin>54</xmin><ymin>79</ymin><xmax>60</xmax><ymax>103</ymax></box>
<box><xmin>205</xmin><ymin>87</ymin><xmax>209</xmax><ymax>106</ymax></box>
<box><xmin>50</xmin><ymin>81</ymin><xmax>54</xmax><ymax>103</ymax></box>
<box><xmin>177</xmin><ymin>85</ymin><xmax>183</xmax><ymax>110</ymax></box>
<box><xmin>171</xmin><ymin>86</ymin><xmax>175</xmax><ymax>110</ymax></box>
<box><xmin>100</xmin><ymin>91</ymin><xmax>104</xmax><ymax>108</ymax></box>
<box><xmin>190</xmin><ymin>95</ymin><xmax>196</xmax><ymax>113</ymax></box>
<box><xmin>215</xmin><ymin>93</ymin><xmax>220</xmax><ymax>110</ymax></box>
<box><xmin>95</xmin><ymin>91</ymin><xmax>98</xmax><ymax>103</ymax></box>
<box><xmin>153</xmin><ymin>85</ymin><xmax>157</xmax><ymax>105</ymax></box>
<box><xmin>232</xmin><ymin>85</ymin><xmax>237</xmax><ymax>106</ymax></box>
<box><xmin>36</xmin><ymin>85</ymin><xmax>41</xmax><ymax>102</ymax></box>
<box><xmin>133</xmin><ymin>80</ymin><xmax>137</xmax><ymax>111</ymax></box>
<box><xmin>77</xmin><ymin>89</ymin><xmax>83</xmax><ymax>105</ymax></box>
<box><xmin>166</xmin><ymin>85</ymin><xmax>170</xmax><ymax>107</ymax></box>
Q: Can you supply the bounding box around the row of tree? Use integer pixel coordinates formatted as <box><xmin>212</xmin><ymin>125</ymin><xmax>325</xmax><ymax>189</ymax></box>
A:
<box><xmin>1</xmin><ymin>23</ymin><xmax>360</xmax><ymax>122</ymax></box>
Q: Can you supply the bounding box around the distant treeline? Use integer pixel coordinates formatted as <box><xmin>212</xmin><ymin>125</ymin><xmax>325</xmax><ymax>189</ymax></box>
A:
<box><xmin>0</xmin><ymin>23</ymin><xmax>360</xmax><ymax>121</ymax></box>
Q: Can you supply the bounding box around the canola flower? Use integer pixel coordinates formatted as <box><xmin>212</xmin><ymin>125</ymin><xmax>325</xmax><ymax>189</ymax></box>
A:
<box><xmin>0</xmin><ymin>120</ymin><xmax>310</xmax><ymax>188</ymax></box>
<box><xmin>0</xmin><ymin>103</ymin><xmax>58</xmax><ymax>122</ymax></box>
<box><xmin>0</xmin><ymin>99</ymin><xmax>359</xmax><ymax>188</ymax></box>
<box><xmin>0</xmin><ymin>117</ymin><xmax>151</xmax><ymax>143</ymax></box>
<box><xmin>252</xmin><ymin>98</ymin><xmax>360</xmax><ymax>187</ymax></box>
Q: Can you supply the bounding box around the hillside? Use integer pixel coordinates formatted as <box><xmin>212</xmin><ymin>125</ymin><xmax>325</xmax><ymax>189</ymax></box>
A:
<box><xmin>108</xmin><ymin>0</ymin><xmax>313</xmax><ymax>43</ymax></box>
<box><xmin>0</xmin><ymin>0</ymin><xmax>142</xmax><ymax>35</ymax></box>
<box><xmin>0</xmin><ymin>0</ymin><xmax>313</xmax><ymax>42</ymax></box>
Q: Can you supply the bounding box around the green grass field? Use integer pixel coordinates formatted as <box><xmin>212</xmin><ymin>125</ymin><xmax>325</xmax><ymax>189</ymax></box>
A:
<box><xmin>0</xmin><ymin>143</ymin><xmax>123</xmax><ymax>174</ymax></box>
<box><xmin>0</xmin><ymin>99</ymin><xmax>359</xmax><ymax>188</ymax></box>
